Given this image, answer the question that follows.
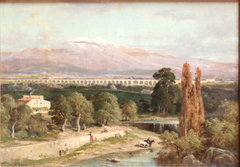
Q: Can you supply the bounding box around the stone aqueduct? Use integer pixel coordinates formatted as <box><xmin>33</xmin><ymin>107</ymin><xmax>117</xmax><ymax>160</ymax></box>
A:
<box><xmin>3</xmin><ymin>78</ymin><xmax>182</xmax><ymax>86</ymax></box>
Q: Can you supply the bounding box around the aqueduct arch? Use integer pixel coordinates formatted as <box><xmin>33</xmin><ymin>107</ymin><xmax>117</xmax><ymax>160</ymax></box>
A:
<box><xmin>7</xmin><ymin>78</ymin><xmax>163</xmax><ymax>86</ymax></box>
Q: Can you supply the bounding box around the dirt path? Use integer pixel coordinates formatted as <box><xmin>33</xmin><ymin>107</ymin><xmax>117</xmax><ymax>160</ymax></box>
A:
<box><xmin>38</xmin><ymin>126</ymin><xmax>163</xmax><ymax>167</ymax></box>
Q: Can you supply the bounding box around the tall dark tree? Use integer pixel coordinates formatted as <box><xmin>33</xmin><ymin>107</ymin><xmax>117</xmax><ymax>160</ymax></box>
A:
<box><xmin>1</xmin><ymin>94</ymin><xmax>15</xmax><ymax>115</ymax></box>
<box><xmin>151</xmin><ymin>68</ymin><xmax>177</xmax><ymax>114</ymax></box>
<box><xmin>1</xmin><ymin>103</ymin><xmax>10</xmax><ymax>137</ymax></box>
<box><xmin>138</xmin><ymin>99</ymin><xmax>151</xmax><ymax>112</ymax></box>
<box><xmin>10</xmin><ymin>105</ymin><xmax>32</xmax><ymax>138</ymax></box>
<box><xmin>49</xmin><ymin>95</ymin><xmax>71</xmax><ymax>132</ymax></box>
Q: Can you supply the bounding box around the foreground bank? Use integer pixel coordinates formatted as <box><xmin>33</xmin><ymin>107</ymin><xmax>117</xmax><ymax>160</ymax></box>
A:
<box><xmin>1</xmin><ymin>126</ymin><xmax>162</xmax><ymax>166</ymax></box>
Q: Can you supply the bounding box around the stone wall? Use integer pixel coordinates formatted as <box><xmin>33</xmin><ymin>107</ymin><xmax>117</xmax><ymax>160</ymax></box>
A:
<box><xmin>1</xmin><ymin>130</ymin><xmax>125</xmax><ymax>163</ymax></box>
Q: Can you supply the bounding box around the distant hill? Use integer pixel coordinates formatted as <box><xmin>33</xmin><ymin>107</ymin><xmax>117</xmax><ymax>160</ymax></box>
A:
<box><xmin>1</xmin><ymin>38</ymin><xmax>238</xmax><ymax>79</ymax></box>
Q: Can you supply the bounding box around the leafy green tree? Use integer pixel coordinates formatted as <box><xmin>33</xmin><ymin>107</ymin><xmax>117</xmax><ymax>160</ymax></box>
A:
<box><xmin>85</xmin><ymin>94</ymin><xmax>94</xmax><ymax>101</ymax></box>
<box><xmin>26</xmin><ymin>113</ymin><xmax>48</xmax><ymax>137</ymax></box>
<box><xmin>151</xmin><ymin>68</ymin><xmax>177</xmax><ymax>114</ymax></box>
<box><xmin>120</xmin><ymin>100</ymin><xmax>138</xmax><ymax>121</ymax></box>
<box><xmin>49</xmin><ymin>95</ymin><xmax>71</xmax><ymax>132</ymax></box>
<box><xmin>67</xmin><ymin>92</ymin><xmax>94</xmax><ymax>132</ymax></box>
<box><xmin>201</xmin><ymin>85</ymin><xmax>220</xmax><ymax>113</ymax></box>
<box><xmin>1</xmin><ymin>94</ymin><xmax>15</xmax><ymax>114</ymax></box>
<box><xmin>93</xmin><ymin>92</ymin><xmax>122</xmax><ymax>126</ymax></box>
<box><xmin>1</xmin><ymin>103</ymin><xmax>10</xmax><ymax>137</ymax></box>
<box><xmin>138</xmin><ymin>99</ymin><xmax>151</xmax><ymax>112</ymax></box>
<box><xmin>7</xmin><ymin>82</ymin><xmax>15</xmax><ymax>90</ymax></box>
<box><xmin>168</xmin><ymin>85</ymin><xmax>182</xmax><ymax>114</ymax></box>
<box><xmin>10</xmin><ymin>105</ymin><xmax>32</xmax><ymax>138</ymax></box>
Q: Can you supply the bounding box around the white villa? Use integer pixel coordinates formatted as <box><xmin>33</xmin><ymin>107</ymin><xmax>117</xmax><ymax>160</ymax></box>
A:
<box><xmin>16</xmin><ymin>95</ymin><xmax>51</xmax><ymax>114</ymax></box>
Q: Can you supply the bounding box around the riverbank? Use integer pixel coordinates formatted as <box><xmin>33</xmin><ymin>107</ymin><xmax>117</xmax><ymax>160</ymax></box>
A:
<box><xmin>62</xmin><ymin>127</ymin><xmax>162</xmax><ymax>167</ymax></box>
<box><xmin>2</xmin><ymin>126</ymin><xmax>162</xmax><ymax>167</ymax></box>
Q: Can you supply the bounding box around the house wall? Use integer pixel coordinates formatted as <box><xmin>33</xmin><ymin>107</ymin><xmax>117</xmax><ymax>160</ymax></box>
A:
<box><xmin>1</xmin><ymin>130</ymin><xmax>125</xmax><ymax>162</ymax></box>
<box><xmin>27</xmin><ymin>99</ymin><xmax>51</xmax><ymax>109</ymax></box>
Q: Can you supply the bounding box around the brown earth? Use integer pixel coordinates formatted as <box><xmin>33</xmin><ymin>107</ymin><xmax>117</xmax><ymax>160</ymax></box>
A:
<box><xmin>35</xmin><ymin>125</ymin><xmax>162</xmax><ymax>166</ymax></box>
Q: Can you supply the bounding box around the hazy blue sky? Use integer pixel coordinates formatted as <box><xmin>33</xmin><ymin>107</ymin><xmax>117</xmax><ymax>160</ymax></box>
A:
<box><xmin>1</xmin><ymin>3</ymin><xmax>238</xmax><ymax>62</ymax></box>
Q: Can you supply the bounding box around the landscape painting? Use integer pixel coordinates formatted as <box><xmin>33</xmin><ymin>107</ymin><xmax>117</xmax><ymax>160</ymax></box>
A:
<box><xmin>0</xmin><ymin>2</ymin><xmax>238</xmax><ymax>166</ymax></box>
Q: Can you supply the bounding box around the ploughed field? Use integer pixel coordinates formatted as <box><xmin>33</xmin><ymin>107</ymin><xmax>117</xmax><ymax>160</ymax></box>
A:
<box><xmin>1</xmin><ymin>89</ymin><xmax>151</xmax><ymax>103</ymax></box>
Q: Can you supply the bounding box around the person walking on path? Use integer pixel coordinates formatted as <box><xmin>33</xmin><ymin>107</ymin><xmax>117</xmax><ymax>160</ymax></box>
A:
<box><xmin>89</xmin><ymin>132</ymin><xmax>93</xmax><ymax>141</ymax></box>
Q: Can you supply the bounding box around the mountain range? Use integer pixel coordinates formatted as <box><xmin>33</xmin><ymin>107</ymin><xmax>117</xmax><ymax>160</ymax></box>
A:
<box><xmin>1</xmin><ymin>38</ymin><xmax>238</xmax><ymax>79</ymax></box>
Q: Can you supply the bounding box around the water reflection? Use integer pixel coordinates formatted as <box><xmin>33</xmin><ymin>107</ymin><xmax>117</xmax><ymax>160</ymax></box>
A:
<box><xmin>73</xmin><ymin>149</ymin><xmax>161</xmax><ymax>167</ymax></box>
<box><xmin>140</xmin><ymin>119</ymin><xmax>178</xmax><ymax>123</ymax></box>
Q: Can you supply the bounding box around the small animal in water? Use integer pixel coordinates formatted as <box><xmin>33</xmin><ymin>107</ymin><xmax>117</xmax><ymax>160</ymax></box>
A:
<box><xmin>138</xmin><ymin>141</ymin><xmax>149</xmax><ymax>148</ymax></box>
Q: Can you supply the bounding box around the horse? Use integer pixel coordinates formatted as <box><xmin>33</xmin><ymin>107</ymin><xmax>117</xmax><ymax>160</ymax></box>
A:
<box><xmin>138</xmin><ymin>141</ymin><xmax>149</xmax><ymax>148</ymax></box>
<box><xmin>144</xmin><ymin>139</ymin><xmax>155</xmax><ymax>147</ymax></box>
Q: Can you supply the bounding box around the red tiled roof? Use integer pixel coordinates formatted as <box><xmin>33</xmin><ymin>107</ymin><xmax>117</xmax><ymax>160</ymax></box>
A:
<box><xmin>18</xmin><ymin>97</ymin><xmax>35</xmax><ymax>101</ymax></box>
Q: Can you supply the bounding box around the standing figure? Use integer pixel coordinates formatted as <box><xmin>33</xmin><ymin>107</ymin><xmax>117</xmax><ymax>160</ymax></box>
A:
<box><xmin>146</xmin><ymin>137</ymin><xmax>150</xmax><ymax>144</ymax></box>
<box><xmin>89</xmin><ymin>132</ymin><xmax>93</xmax><ymax>141</ymax></box>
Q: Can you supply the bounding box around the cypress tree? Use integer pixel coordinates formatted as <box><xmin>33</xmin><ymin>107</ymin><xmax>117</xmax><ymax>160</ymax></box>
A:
<box><xmin>179</xmin><ymin>62</ymin><xmax>205</xmax><ymax>137</ymax></box>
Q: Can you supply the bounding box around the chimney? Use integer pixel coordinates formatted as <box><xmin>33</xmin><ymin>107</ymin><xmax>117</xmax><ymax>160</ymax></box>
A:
<box><xmin>30</xmin><ymin>90</ymin><xmax>35</xmax><ymax>97</ymax></box>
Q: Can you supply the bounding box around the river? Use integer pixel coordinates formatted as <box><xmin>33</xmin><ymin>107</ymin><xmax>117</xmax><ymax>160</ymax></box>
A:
<box><xmin>73</xmin><ymin>149</ymin><xmax>161</xmax><ymax>167</ymax></box>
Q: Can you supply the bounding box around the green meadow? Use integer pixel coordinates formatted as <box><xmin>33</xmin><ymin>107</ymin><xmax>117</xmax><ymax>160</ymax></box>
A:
<box><xmin>1</xmin><ymin>89</ymin><xmax>151</xmax><ymax>103</ymax></box>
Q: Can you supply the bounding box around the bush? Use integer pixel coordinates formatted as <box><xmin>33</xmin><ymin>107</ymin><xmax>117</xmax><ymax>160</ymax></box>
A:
<box><xmin>156</xmin><ymin>100</ymin><xmax>239</xmax><ymax>166</ymax></box>
<box><xmin>202</xmin><ymin>101</ymin><xmax>238</xmax><ymax>153</ymax></box>
<box><xmin>15</xmin><ymin>130</ymin><xmax>28</xmax><ymax>139</ymax></box>
<box><xmin>26</xmin><ymin>114</ymin><xmax>48</xmax><ymax>137</ymax></box>
<box><xmin>158</xmin><ymin>130</ymin><xmax>205</xmax><ymax>160</ymax></box>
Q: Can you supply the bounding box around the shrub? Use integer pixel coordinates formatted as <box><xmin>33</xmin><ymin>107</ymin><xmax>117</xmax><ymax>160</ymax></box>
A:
<box><xmin>158</xmin><ymin>130</ymin><xmax>205</xmax><ymax>159</ymax></box>
<box><xmin>202</xmin><ymin>101</ymin><xmax>238</xmax><ymax>153</ymax></box>
<box><xmin>26</xmin><ymin>114</ymin><xmax>48</xmax><ymax>137</ymax></box>
<box><xmin>156</xmin><ymin>100</ymin><xmax>239</xmax><ymax>166</ymax></box>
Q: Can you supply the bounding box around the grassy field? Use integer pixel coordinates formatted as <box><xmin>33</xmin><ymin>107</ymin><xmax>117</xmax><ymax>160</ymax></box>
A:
<box><xmin>1</xmin><ymin>89</ymin><xmax>151</xmax><ymax>103</ymax></box>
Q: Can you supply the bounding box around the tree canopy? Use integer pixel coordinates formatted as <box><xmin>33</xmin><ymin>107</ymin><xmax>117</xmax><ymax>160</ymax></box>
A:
<box><xmin>153</xmin><ymin>68</ymin><xmax>176</xmax><ymax>84</ymax></box>
<box><xmin>67</xmin><ymin>92</ymin><xmax>94</xmax><ymax>132</ymax></box>
<box><xmin>93</xmin><ymin>92</ymin><xmax>122</xmax><ymax>125</ymax></box>
<box><xmin>151</xmin><ymin>67</ymin><xmax>180</xmax><ymax>114</ymax></box>
<box><xmin>1</xmin><ymin>94</ymin><xmax>15</xmax><ymax>114</ymax></box>
<box><xmin>1</xmin><ymin>103</ymin><xmax>10</xmax><ymax>137</ymax></box>
<box><xmin>49</xmin><ymin>95</ymin><xmax>72</xmax><ymax>132</ymax></box>
<box><xmin>10</xmin><ymin>105</ymin><xmax>32</xmax><ymax>138</ymax></box>
<box><xmin>26</xmin><ymin>113</ymin><xmax>48</xmax><ymax>137</ymax></box>
<box><xmin>120</xmin><ymin>100</ymin><xmax>138</xmax><ymax>121</ymax></box>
